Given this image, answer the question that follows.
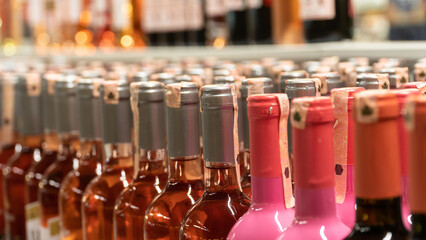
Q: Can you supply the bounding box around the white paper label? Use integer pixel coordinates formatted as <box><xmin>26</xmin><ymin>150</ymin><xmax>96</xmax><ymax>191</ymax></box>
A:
<box><xmin>26</xmin><ymin>202</ymin><xmax>42</xmax><ymax>240</ymax></box>
<box><xmin>40</xmin><ymin>216</ymin><xmax>60</xmax><ymax>240</ymax></box>
<box><xmin>206</xmin><ymin>0</ymin><xmax>226</xmax><ymax>17</ymax></box>
<box><xmin>226</xmin><ymin>0</ymin><xmax>244</xmax><ymax>11</ymax></box>
<box><xmin>299</xmin><ymin>0</ymin><xmax>336</xmax><ymax>20</ymax></box>
<box><xmin>246</xmin><ymin>0</ymin><xmax>262</xmax><ymax>9</ymax></box>
<box><xmin>185</xmin><ymin>0</ymin><xmax>204</xmax><ymax>30</ymax></box>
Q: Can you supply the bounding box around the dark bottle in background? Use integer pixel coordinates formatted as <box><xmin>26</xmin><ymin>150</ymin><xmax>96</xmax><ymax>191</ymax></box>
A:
<box><xmin>300</xmin><ymin>0</ymin><xmax>353</xmax><ymax>42</ymax></box>
<box><xmin>247</xmin><ymin>0</ymin><xmax>273</xmax><ymax>44</ymax></box>
<box><xmin>226</xmin><ymin>0</ymin><xmax>248</xmax><ymax>45</ymax></box>
<box><xmin>185</xmin><ymin>0</ymin><xmax>206</xmax><ymax>45</ymax></box>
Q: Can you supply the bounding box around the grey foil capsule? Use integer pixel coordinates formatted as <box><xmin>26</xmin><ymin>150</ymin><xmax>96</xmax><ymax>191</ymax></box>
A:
<box><xmin>201</xmin><ymin>85</ymin><xmax>237</xmax><ymax>163</ymax></box>
<box><xmin>279</xmin><ymin>70</ymin><xmax>309</xmax><ymax>93</ymax></box>
<box><xmin>77</xmin><ymin>78</ymin><xmax>103</xmax><ymax>140</ymax></box>
<box><xmin>42</xmin><ymin>72</ymin><xmax>61</xmax><ymax>132</ymax></box>
<box><xmin>15</xmin><ymin>72</ymin><xmax>43</xmax><ymax>136</ymax></box>
<box><xmin>55</xmin><ymin>74</ymin><xmax>79</xmax><ymax>134</ymax></box>
<box><xmin>166</xmin><ymin>82</ymin><xmax>200</xmax><ymax>158</ymax></box>
<box><xmin>312</xmin><ymin>72</ymin><xmax>344</xmax><ymax>96</ymax></box>
<box><xmin>241</xmin><ymin>77</ymin><xmax>274</xmax><ymax>150</ymax></box>
<box><xmin>137</xmin><ymin>81</ymin><xmax>166</xmax><ymax>150</ymax></box>
<box><xmin>151</xmin><ymin>72</ymin><xmax>175</xmax><ymax>85</ymax></box>
<box><xmin>379</xmin><ymin>68</ymin><xmax>399</xmax><ymax>89</ymax></box>
<box><xmin>101</xmin><ymin>80</ymin><xmax>132</xmax><ymax>144</ymax></box>
<box><xmin>356</xmin><ymin>73</ymin><xmax>390</xmax><ymax>90</ymax></box>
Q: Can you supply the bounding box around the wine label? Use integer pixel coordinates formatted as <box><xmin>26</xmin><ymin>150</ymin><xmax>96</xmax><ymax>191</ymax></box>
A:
<box><xmin>40</xmin><ymin>216</ymin><xmax>60</xmax><ymax>240</ymax></box>
<box><xmin>395</xmin><ymin>67</ymin><xmax>409</xmax><ymax>89</ymax></box>
<box><xmin>92</xmin><ymin>78</ymin><xmax>103</xmax><ymax>98</ymax></box>
<box><xmin>185</xmin><ymin>0</ymin><xmax>204</xmax><ymax>30</ymax></box>
<box><xmin>130</xmin><ymin>82</ymin><xmax>140</xmax><ymax>178</ymax></box>
<box><xmin>206</xmin><ymin>0</ymin><xmax>226</xmax><ymax>17</ymax></box>
<box><xmin>331</xmin><ymin>90</ymin><xmax>349</xmax><ymax>204</ymax></box>
<box><xmin>26</xmin><ymin>72</ymin><xmax>42</xmax><ymax>97</ymax></box>
<box><xmin>415</xmin><ymin>63</ymin><xmax>426</xmax><ymax>82</ymax></box>
<box><xmin>275</xmin><ymin>94</ymin><xmax>295</xmax><ymax>209</ymax></box>
<box><xmin>291</xmin><ymin>101</ymin><xmax>310</xmax><ymax>129</ymax></box>
<box><xmin>299</xmin><ymin>0</ymin><xmax>336</xmax><ymax>20</ymax></box>
<box><xmin>377</xmin><ymin>74</ymin><xmax>390</xmax><ymax>90</ymax></box>
<box><xmin>246</xmin><ymin>0</ymin><xmax>262</xmax><ymax>9</ymax></box>
<box><xmin>247</xmin><ymin>78</ymin><xmax>265</xmax><ymax>96</ymax></box>
<box><xmin>26</xmin><ymin>202</ymin><xmax>42</xmax><ymax>240</ymax></box>
<box><xmin>1</xmin><ymin>74</ymin><xmax>15</xmax><ymax>146</ymax></box>
<box><xmin>103</xmin><ymin>81</ymin><xmax>119</xmax><ymax>104</ymax></box>
<box><xmin>225</xmin><ymin>0</ymin><xmax>244</xmax><ymax>11</ymax></box>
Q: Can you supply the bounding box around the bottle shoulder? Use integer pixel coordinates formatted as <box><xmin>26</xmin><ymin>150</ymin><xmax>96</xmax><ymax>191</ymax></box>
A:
<box><xmin>345</xmin><ymin>226</ymin><xmax>410</xmax><ymax>240</ymax></box>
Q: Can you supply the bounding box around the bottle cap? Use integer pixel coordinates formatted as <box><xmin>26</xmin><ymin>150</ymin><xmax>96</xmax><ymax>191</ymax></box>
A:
<box><xmin>241</xmin><ymin>78</ymin><xmax>274</xmax><ymax>150</ymax></box>
<box><xmin>77</xmin><ymin>78</ymin><xmax>104</xmax><ymax>140</ymax></box>
<box><xmin>176</xmin><ymin>74</ymin><xmax>203</xmax><ymax>88</ymax></box>
<box><xmin>150</xmin><ymin>72</ymin><xmax>175</xmax><ymax>85</ymax></box>
<box><xmin>55</xmin><ymin>74</ymin><xmax>79</xmax><ymax>134</ymax></box>
<box><xmin>380</xmin><ymin>67</ymin><xmax>409</xmax><ymax>89</ymax></box>
<box><xmin>355</xmin><ymin>66</ymin><xmax>374</xmax><ymax>74</ymax></box>
<box><xmin>15</xmin><ymin>72</ymin><xmax>43</xmax><ymax>136</ymax></box>
<box><xmin>101</xmin><ymin>79</ymin><xmax>132</xmax><ymax>144</ymax></box>
<box><xmin>404</xmin><ymin>81</ymin><xmax>426</xmax><ymax>94</ymax></box>
<box><xmin>284</xmin><ymin>78</ymin><xmax>321</xmax><ymax>99</ymax></box>
<box><xmin>132</xmin><ymin>71</ymin><xmax>149</xmax><ymax>82</ymax></box>
<box><xmin>213</xmin><ymin>69</ymin><xmax>232</xmax><ymax>77</ymax></box>
<box><xmin>312</xmin><ymin>72</ymin><xmax>343</xmax><ymax>95</ymax></box>
<box><xmin>291</xmin><ymin>97</ymin><xmax>335</xmax><ymax>189</ymax></box>
<box><xmin>356</xmin><ymin>73</ymin><xmax>390</xmax><ymax>90</ymax></box>
<box><xmin>166</xmin><ymin>82</ymin><xmax>200</xmax><ymax>157</ymax></box>
<box><xmin>201</xmin><ymin>85</ymin><xmax>239</xmax><ymax>164</ymax></box>
<box><xmin>248</xmin><ymin>93</ymin><xmax>295</xmax><ymax>208</ymax></box>
<box><xmin>214</xmin><ymin>75</ymin><xmax>235</xmax><ymax>85</ymax></box>
<box><xmin>405</xmin><ymin>95</ymin><xmax>426</xmax><ymax>213</ymax></box>
<box><xmin>279</xmin><ymin>70</ymin><xmax>309</xmax><ymax>93</ymax></box>
<box><xmin>354</xmin><ymin>90</ymin><xmax>401</xmax><ymax>199</ymax></box>
<box><xmin>248</xmin><ymin>64</ymin><xmax>266</xmax><ymax>78</ymax></box>
<box><xmin>330</xmin><ymin>87</ymin><xmax>365</xmax><ymax>203</ymax></box>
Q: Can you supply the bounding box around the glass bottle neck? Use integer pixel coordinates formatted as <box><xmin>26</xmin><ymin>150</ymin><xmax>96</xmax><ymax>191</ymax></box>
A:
<box><xmin>294</xmin><ymin>187</ymin><xmax>337</xmax><ymax>219</ymax></box>
<box><xmin>103</xmin><ymin>143</ymin><xmax>133</xmax><ymax>169</ymax></box>
<box><xmin>204</xmin><ymin>161</ymin><xmax>241</xmax><ymax>192</ymax></box>
<box><xmin>354</xmin><ymin>197</ymin><xmax>406</xmax><ymax>228</ymax></box>
<box><xmin>136</xmin><ymin>149</ymin><xmax>167</xmax><ymax>178</ymax></box>
<box><xmin>19</xmin><ymin>135</ymin><xmax>44</xmax><ymax>149</ymax></box>
<box><xmin>168</xmin><ymin>155</ymin><xmax>203</xmax><ymax>183</ymax></box>
<box><xmin>78</xmin><ymin>138</ymin><xmax>104</xmax><ymax>173</ymax></box>
<box><xmin>43</xmin><ymin>130</ymin><xmax>59</xmax><ymax>152</ymax></box>
<box><xmin>58</xmin><ymin>132</ymin><xmax>80</xmax><ymax>156</ymax></box>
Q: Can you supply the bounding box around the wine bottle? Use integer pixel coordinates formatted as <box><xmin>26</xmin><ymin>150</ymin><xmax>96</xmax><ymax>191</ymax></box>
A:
<box><xmin>226</xmin><ymin>0</ymin><xmax>248</xmax><ymax>45</ymax></box>
<box><xmin>39</xmin><ymin>74</ymin><xmax>80</xmax><ymax>240</ymax></box>
<box><xmin>144</xmin><ymin>82</ymin><xmax>204</xmax><ymax>239</ymax></box>
<box><xmin>312</xmin><ymin>72</ymin><xmax>344</xmax><ymax>96</ymax></box>
<box><xmin>405</xmin><ymin>95</ymin><xmax>426</xmax><ymax>240</ymax></box>
<box><xmin>179</xmin><ymin>84</ymin><xmax>250</xmax><ymax>239</ymax></box>
<box><xmin>240</xmin><ymin>78</ymin><xmax>274</xmax><ymax>198</ymax></box>
<box><xmin>345</xmin><ymin>90</ymin><xmax>409</xmax><ymax>239</ymax></box>
<box><xmin>228</xmin><ymin>93</ymin><xmax>295</xmax><ymax>240</ymax></box>
<box><xmin>300</xmin><ymin>0</ymin><xmax>353</xmax><ymax>42</ymax></box>
<box><xmin>247</xmin><ymin>0</ymin><xmax>273</xmax><ymax>44</ymax></box>
<box><xmin>114</xmin><ymin>81</ymin><xmax>168</xmax><ymax>240</ymax></box>
<box><xmin>279</xmin><ymin>96</ymin><xmax>350</xmax><ymax>239</ymax></box>
<box><xmin>25</xmin><ymin>72</ymin><xmax>60</xmax><ymax>240</ymax></box>
<box><xmin>380</xmin><ymin>67</ymin><xmax>410</xmax><ymax>89</ymax></box>
<box><xmin>4</xmin><ymin>72</ymin><xmax>44</xmax><ymax>240</ymax></box>
<box><xmin>392</xmin><ymin>88</ymin><xmax>421</xmax><ymax>231</ymax></box>
<box><xmin>356</xmin><ymin>73</ymin><xmax>391</xmax><ymax>90</ymax></box>
<box><xmin>58</xmin><ymin>77</ymin><xmax>105</xmax><ymax>239</ymax></box>
<box><xmin>330</xmin><ymin>87</ymin><xmax>365</xmax><ymax>229</ymax></box>
<box><xmin>82</xmin><ymin>79</ymin><xmax>134</xmax><ymax>240</ymax></box>
<box><xmin>0</xmin><ymin>73</ymin><xmax>19</xmax><ymax>238</ymax></box>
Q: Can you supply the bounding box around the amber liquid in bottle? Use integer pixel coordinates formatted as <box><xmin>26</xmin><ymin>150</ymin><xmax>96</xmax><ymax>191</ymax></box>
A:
<box><xmin>144</xmin><ymin>156</ymin><xmax>204</xmax><ymax>239</ymax></box>
<box><xmin>82</xmin><ymin>143</ymin><xmax>133</xmax><ymax>240</ymax></box>
<box><xmin>240</xmin><ymin>151</ymin><xmax>251</xmax><ymax>198</ymax></box>
<box><xmin>4</xmin><ymin>135</ymin><xmax>43</xmax><ymax>239</ymax></box>
<box><xmin>180</xmin><ymin>162</ymin><xmax>250</xmax><ymax>239</ymax></box>
<box><xmin>0</xmin><ymin>141</ymin><xmax>17</xmax><ymax>237</ymax></box>
<box><xmin>114</xmin><ymin>149</ymin><xmax>168</xmax><ymax>240</ymax></box>
<box><xmin>59</xmin><ymin>139</ymin><xmax>103</xmax><ymax>240</ymax></box>
<box><xmin>25</xmin><ymin>131</ymin><xmax>58</xmax><ymax>239</ymax></box>
<box><xmin>39</xmin><ymin>133</ymin><xmax>80</xmax><ymax>236</ymax></box>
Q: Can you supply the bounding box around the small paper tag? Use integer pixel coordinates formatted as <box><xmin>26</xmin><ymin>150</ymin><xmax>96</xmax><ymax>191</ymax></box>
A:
<box><xmin>414</xmin><ymin>63</ymin><xmax>426</xmax><ymax>82</ymax></box>
<box><xmin>299</xmin><ymin>0</ymin><xmax>336</xmax><ymax>20</ymax></box>
<box><xmin>26</xmin><ymin>201</ymin><xmax>42</xmax><ymax>240</ymax></box>
<box><xmin>404</xmin><ymin>98</ymin><xmax>416</xmax><ymax>132</ymax></box>
<box><xmin>103</xmin><ymin>81</ymin><xmax>119</xmax><ymax>104</ymax></box>
<box><xmin>130</xmin><ymin>82</ymin><xmax>141</xmax><ymax>178</ymax></box>
<box><xmin>312</xmin><ymin>74</ymin><xmax>328</xmax><ymax>95</ymax></box>
<box><xmin>394</xmin><ymin>67</ymin><xmax>409</xmax><ymax>89</ymax></box>
<box><xmin>275</xmin><ymin>94</ymin><xmax>295</xmax><ymax>209</ymax></box>
<box><xmin>311</xmin><ymin>78</ymin><xmax>322</xmax><ymax>96</ymax></box>
<box><xmin>166</xmin><ymin>83</ymin><xmax>182</xmax><ymax>108</ymax></box>
<box><xmin>331</xmin><ymin>90</ymin><xmax>349</xmax><ymax>204</ymax></box>
<box><xmin>26</xmin><ymin>72</ymin><xmax>42</xmax><ymax>97</ymax></box>
<box><xmin>247</xmin><ymin>78</ymin><xmax>265</xmax><ymax>96</ymax></box>
<box><xmin>291</xmin><ymin>101</ymin><xmax>310</xmax><ymax>129</ymax></box>
<box><xmin>355</xmin><ymin>93</ymin><xmax>379</xmax><ymax>123</ymax></box>
<box><xmin>377</xmin><ymin>74</ymin><xmax>390</xmax><ymax>90</ymax></box>
<box><xmin>92</xmin><ymin>78</ymin><xmax>103</xmax><ymax>98</ymax></box>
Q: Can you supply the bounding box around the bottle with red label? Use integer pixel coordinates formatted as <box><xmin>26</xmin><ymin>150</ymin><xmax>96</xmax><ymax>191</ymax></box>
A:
<box><xmin>299</xmin><ymin>0</ymin><xmax>353</xmax><ymax>42</ymax></box>
<box><xmin>227</xmin><ymin>94</ymin><xmax>294</xmax><ymax>240</ymax></box>
<box><xmin>179</xmin><ymin>85</ymin><xmax>250</xmax><ymax>239</ymax></box>
<box><xmin>344</xmin><ymin>90</ymin><xmax>409</xmax><ymax>239</ymax></box>
<box><xmin>279</xmin><ymin>97</ymin><xmax>350</xmax><ymax>240</ymax></box>
<box><xmin>330</xmin><ymin>87</ymin><xmax>364</xmax><ymax>229</ymax></box>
